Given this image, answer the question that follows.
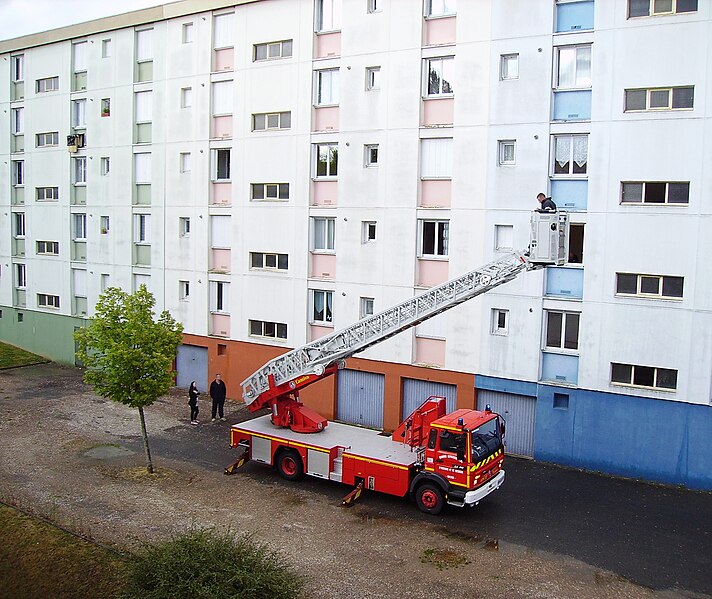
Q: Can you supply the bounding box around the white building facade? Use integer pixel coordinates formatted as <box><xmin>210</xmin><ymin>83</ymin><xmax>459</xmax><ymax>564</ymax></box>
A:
<box><xmin>1</xmin><ymin>0</ymin><xmax>711</xmax><ymax>489</ymax></box>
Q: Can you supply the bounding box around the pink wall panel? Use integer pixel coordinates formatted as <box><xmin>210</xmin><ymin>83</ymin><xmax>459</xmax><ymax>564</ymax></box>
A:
<box><xmin>310</xmin><ymin>253</ymin><xmax>336</xmax><ymax>279</ymax></box>
<box><xmin>415</xmin><ymin>337</ymin><xmax>446</xmax><ymax>367</ymax></box>
<box><xmin>417</xmin><ymin>258</ymin><xmax>449</xmax><ymax>287</ymax></box>
<box><xmin>422</xmin><ymin>97</ymin><xmax>454</xmax><ymax>126</ymax></box>
<box><xmin>314</xmin><ymin>32</ymin><xmax>341</xmax><ymax>58</ymax></box>
<box><xmin>210</xmin><ymin>249</ymin><xmax>231</xmax><ymax>272</ymax></box>
<box><xmin>420</xmin><ymin>179</ymin><xmax>452</xmax><ymax>207</ymax></box>
<box><xmin>211</xmin><ymin>182</ymin><xmax>232</xmax><ymax>205</ymax></box>
<box><xmin>311</xmin><ymin>180</ymin><xmax>338</xmax><ymax>206</ymax></box>
<box><xmin>211</xmin><ymin>313</ymin><xmax>231</xmax><ymax>337</ymax></box>
<box><xmin>424</xmin><ymin>16</ymin><xmax>456</xmax><ymax>46</ymax></box>
<box><xmin>212</xmin><ymin>116</ymin><xmax>233</xmax><ymax>139</ymax></box>
<box><xmin>313</xmin><ymin>106</ymin><xmax>340</xmax><ymax>132</ymax></box>
<box><xmin>213</xmin><ymin>48</ymin><xmax>234</xmax><ymax>72</ymax></box>
<box><xmin>310</xmin><ymin>324</ymin><xmax>333</xmax><ymax>341</ymax></box>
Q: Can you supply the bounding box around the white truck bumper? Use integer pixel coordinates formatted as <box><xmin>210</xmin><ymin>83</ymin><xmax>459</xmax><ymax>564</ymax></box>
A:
<box><xmin>464</xmin><ymin>469</ymin><xmax>505</xmax><ymax>506</ymax></box>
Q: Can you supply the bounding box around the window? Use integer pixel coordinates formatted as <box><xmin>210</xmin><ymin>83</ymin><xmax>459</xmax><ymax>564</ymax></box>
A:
<box><xmin>368</xmin><ymin>0</ymin><xmax>382</xmax><ymax>12</ymax></box>
<box><xmin>181</xmin><ymin>87</ymin><xmax>193</xmax><ymax>108</ymax></box>
<box><xmin>252</xmin><ymin>111</ymin><xmax>291</xmax><ymax>131</ymax></box>
<box><xmin>102</xmin><ymin>39</ymin><xmax>112</xmax><ymax>58</ymax></box>
<box><xmin>100</xmin><ymin>216</ymin><xmax>110</xmax><ymax>233</ymax></box>
<box><xmin>13</xmin><ymin>213</ymin><xmax>26</xmax><ymax>237</ymax></box>
<box><xmin>364</xmin><ymin>144</ymin><xmax>379</xmax><ymax>167</ymax></box>
<box><xmin>179</xmin><ymin>217</ymin><xmax>191</xmax><ymax>236</ymax></box>
<box><xmin>133</xmin><ymin>274</ymin><xmax>150</xmax><ymax>293</ymax></box>
<box><xmin>621</xmin><ymin>181</ymin><xmax>689</xmax><ymax>205</ymax></box>
<box><xmin>36</xmin><ymin>76</ymin><xmax>59</xmax><ymax>93</ymax></box>
<box><xmin>11</xmin><ymin>55</ymin><xmax>24</xmax><ymax>82</ymax></box>
<box><xmin>12</xmin><ymin>161</ymin><xmax>24</xmax><ymax>186</ymax></box>
<box><xmin>615</xmin><ymin>273</ymin><xmax>684</xmax><ymax>299</ymax></box>
<box><xmin>425</xmin><ymin>57</ymin><xmax>454</xmax><ymax>96</ymax></box>
<box><xmin>569</xmin><ymin>222</ymin><xmax>585</xmax><ymax>263</ymax></box>
<box><xmin>611</xmin><ymin>363</ymin><xmax>677</xmax><ymax>391</ymax></box>
<box><xmin>624</xmin><ymin>86</ymin><xmax>694</xmax><ymax>111</ymax></box>
<box><xmin>212</xmin><ymin>149</ymin><xmax>231</xmax><ymax>181</ymax></box>
<box><xmin>366</xmin><ymin>66</ymin><xmax>381</xmax><ymax>90</ymax></box>
<box><xmin>37</xmin><ymin>294</ymin><xmax>60</xmax><ymax>309</ymax></box>
<box><xmin>134</xmin><ymin>214</ymin><xmax>150</xmax><ymax>243</ymax></box>
<box><xmin>311</xmin><ymin>290</ymin><xmax>333</xmax><ymax>323</ymax></box>
<box><xmin>73</xmin><ymin>213</ymin><xmax>87</xmax><ymax>240</ymax></box>
<box><xmin>545</xmin><ymin>311</ymin><xmax>580</xmax><ymax>351</ymax></box>
<box><xmin>250</xmin><ymin>252</ymin><xmax>289</xmax><ymax>271</ymax></box>
<box><xmin>314</xmin><ymin>143</ymin><xmax>338</xmax><ymax>178</ymax></box>
<box><xmin>491</xmin><ymin>309</ymin><xmax>509</xmax><ymax>335</ymax></box>
<box><xmin>210</xmin><ymin>281</ymin><xmax>229</xmax><ymax>313</ymax></box>
<box><xmin>362</xmin><ymin>221</ymin><xmax>377</xmax><ymax>243</ymax></box>
<box><xmin>360</xmin><ymin>297</ymin><xmax>374</xmax><ymax>319</ymax></box>
<box><xmin>136</xmin><ymin>28</ymin><xmax>153</xmax><ymax>62</ymax></box>
<box><xmin>420</xmin><ymin>220</ymin><xmax>449</xmax><ymax>257</ymax></box>
<box><xmin>11</xmin><ymin>107</ymin><xmax>24</xmax><ymax>134</ymax></box>
<box><xmin>72</xmin><ymin>41</ymin><xmax>87</xmax><ymax>73</ymax></box>
<box><xmin>101</xmin><ymin>98</ymin><xmax>110</xmax><ymax>117</ymax></box>
<box><xmin>249</xmin><ymin>319</ymin><xmax>288</xmax><ymax>340</ymax></box>
<box><xmin>179</xmin><ymin>280</ymin><xmax>190</xmax><ymax>300</ymax></box>
<box><xmin>135</xmin><ymin>91</ymin><xmax>152</xmax><ymax>123</ymax></box>
<box><xmin>312</xmin><ymin>217</ymin><xmax>336</xmax><ymax>251</ymax></box>
<box><xmin>253</xmin><ymin>40</ymin><xmax>293</xmax><ymax>61</ymax></box>
<box><xmin>36</xmin><ymin>241</ymin><xmax>59</xmax><ymax>255</ymax></box>
<box><xmin>212</xmin><ymin>80</ymin><xmax>233</xmax><ymax>115</ymax></box>
<box><xmin>73</xmin><ymin>157</ymin><xmax>87</xmax><ymax>185</ymax></box>
<box><xmin>134</xmin><ymin>153</ymin><xmax>152</xmax><ymax>183</ymax></box>
<box><xmin>180</xmin><ymin>152</ymin><xmax>191</xmax><ymax>173</ymax></box>
<box><xmin>16</xmin><ymin>264</ymin><xmax>27</xmax><ymax>288</ymax></box>
<box><xmin>36</xmin><ymin>132</ymin><xmax>59</xmax><ymax>147</ymax></box>
<box><xmin>72</xmin><ymin>100</ymin><xmax>86</xmax><ymax>128</ymax></box>
<box><xmin>101</xmin><ymin>157</ymin><xmax>110</xmax><ymax>176</ymax></box>
<box><xmin>210</xmin><ymin>215</ymin><xmax>231</xmax><ymax>249</ymax></box>
<box><xmin>494</xmin><ymin>224</ymin><xmax>513</xmax><ymax>251</ymax></box>
<box><xmin>213</xmin><ymin>13</ymin><xmax>235</xmax><ymax>49</ymax></box>
<box><xmin>500</xmin><ymin>54</ymin><xmax>519</xmax><ymax>80</ymax></box>
<box><xmin>101</xmin><ymin>274</ymin><xmax>110</xmax><ymax>291</ymax></box>
<box><xmin>628</xmin><ymin>0</ymin><xmax>697</xmax><ymax>18</ymax></box>
<box><xmin>182</xmin><ymin>22</ymin><xmax>194</xmax><ymax>43</ymax></box>
<box><xmin>552</xmin><ymin>134</ymin><xmax>588</xmax><ymax>176</ymax></box>
<box><xmin>426</xmin><ymin>0</ymin><xmax>456</xmax><ymax>17</ymax></box>
<box><xmin>421</xmin><ymin>138</ymin><xmax>453</xmax><ymax>179</ymax></box>
<box><xmin>36</xmin><ymin>187</ymin><xmax>59</xmax><ymax>201</ymax></box>
<box><xmin>251</xmin><ymin>183</ymin><xmax>289</xmax><ymax>201</ymax></box>
<box><xmin>498</xmin><ymin>140</ymin><xmax>516</xmax><ymax>165</ymax></box>
<box><xmin>315</xmin><ymin>69</ymin><xmax>339</xmax><ymax>105</ymax></box>
<box><xmin>556</xmin><ymin>45</ymin><xmax>591</xmax><ymax>89</ymax></box>
<box><xmin>316</xmin><ymin>0</ymin><xmax>342</xmax><ymax>32</ymax></box>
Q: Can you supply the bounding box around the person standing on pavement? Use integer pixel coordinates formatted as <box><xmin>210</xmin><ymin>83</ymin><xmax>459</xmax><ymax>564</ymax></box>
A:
<box><xmin>188</xmin><ymin>381</ymin><xmax>200</xmax><ymax>425</ymax></box>
<box><xmin>210</xmin><ymin>373</ymin><xmax>227</xmax><ymax>422</ymax></box>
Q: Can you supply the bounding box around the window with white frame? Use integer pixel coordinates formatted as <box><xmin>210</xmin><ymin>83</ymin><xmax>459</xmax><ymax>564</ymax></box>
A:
<box><xmin>556</xmin><ymin>45</ymin><xmax>591</xmax><ymax>89</ymax></box>
<box><xmin>552</xmin><ymin>134</ymin><xmax>588</xmax><ymax>176</ymax></box>
<box><xmin>15</xmin><ymin>264</ymin><xmax>27</xmax><ymax>288</ymax></box>
<box><xmin>498</xmin><ymin>140</ymin><xmax>516</xmax><ymax>165</ymax></box>
<box><xmin>72</xmin><ymin>41</ymin><xmax>87</xmax><ymax>73</ymax></box>
<box><xmin>182</xmin><ymin>22</ymin><xmax>194</xmax><ymax>44</ymax></box>
<box><xmin>72</xmin><ymin>157</ymin><xmax>87</xmax><ymax>185</ymax></box>
<box><xmin>419</xmin><ymin>220</ymin><xmax>449</xmax><ymax>257</ymax></box>
<box><xmin>311</xmin><ymin>289</ymin><xmax>333</xmax><ymax>324</ymax></box>
<box><xmin>624</xmin><ymin>86</ymin><xmax>694</xmax><ymax>112</ymax></box>
<box><xmin>312</xmin><ymin>217</ymin><xmax>336</xmax><ymax>251</ymax></box>
<box><xmin>37</xmin><ymin>187</ymin><xmax>59</xmax><ymax>201</ymax></box>
<box><xmin>360</xmin><ymin>297</ymin><xmax>375</xmax><ymax>319</ymax></box>
<box><xmin>251</xmin><ymin>183</ymin><xmax>289</xmax><ymax>201</ymax></box>
<box><xmin>72</xmin><ymin>269</ymin><xmax>87</xmax><ymax>301</ymax></box>
<box><xmin>212</xmin><ymin>80</ymin><xmax>233</xmax><ymax>115</ymax></box>
<box><xmin>249</xmin><ymin>319</ymin><xmax>287</xmax><ymax>340</ymax></box>
<box><xmin>494</xmin><ymin>224</ymin><xmax>513</xmax><ymax>251</ymax></box>
<box><xmin>134</xmin><ymin>213</ymin><xmax>150</xmax><ymax>243</ymax></box>
<box><xmin>362</xmin><ymin>221</ymin><xmax>377</xmax><ymax>243</ymax></box>
<box><xmin>368</xmin><ymin>0</ymin><xmax>382</xmax><ymax>13</ymax></box>
<box><xmin>181</xmin><ymin>87</ymin><xmax>192</xmax><ymax>108</ymax></box>
<box><xmin>314</xmin><ymin>143</ymin><xmax>338</xmax><ymax>178</ymax></box>
<box><xmin>213</xmin><ymin>13</ymin><xmax>235</xmax><ymax>49</ymax></box>
<box><xmin>253</xmin><ymin>40</ymin><xmax>293</xmax><ymax>61</ymax></box>
<box><xmin>316</xmin><ymin>0</ymin><xmax>342</xmax><ymax>32</ymax></box>
<box><xmin>101</xmin><ymin>98</ymin><xmax>110</xmax><ymax>117</ymax></box>
<box><xmin>210</xmin><ymin>215</ymin><xmax>231</xmax><ymax>249</ymax></box>
<box><xmin>621</xmin><ymin>181</ymin><xmax>689</xmax><ymax>205</ymax></box>
<box><xmin>73</xmin><ymin>213</ymin><xmax>87</xmax><ymax>240</ymax></box>
<box><xmin>545</xmin><ymin>310</ymin><xmax>580</xmax><ymax>351</ymax></box>
<box><xmin>101</xmin><ymin>157</ymin><xmax>110</xmax><ymax>176</ymax></box>
<box><xmin>421</xmin><ymin>138</ymin><xmax>453</xmax><ymax>179</ymax></box>
<box><xmin>11</xmin><ymin>107</ymin><xmax>24</xmax><ymax>134</ymax></box>
<box><xmin>11</xmin><ymin>55</ymin><xmax>24</xmax><ymax>82</ymax></box>
<box><xmin>611</xmin><ymin>362</ymin><xmax>677</xmax><ymax>391</ymax></box>
<box><xmin>13</xmin><ymin>212</ymin><xmax>25</xmax><ymax>237</ymax></box>
<box><xmin>500</xmin><ymin>53</ymin><xmax>519</xmax><ymax>80</ymax></box>
<box><xmin>628</xmin><ymin>0</ymin><xmax>697</xmax><ymax>18</ymax></box>
<box><xmin>364</xmin><ymin>144</ymin><xmax>379</xmax><ymax>167</ymax></box>
<box><xmin>36</xmin><ymin>76</ymin><xmax>59</xmax><ymax>93</ymax></box>
<box><xmin>100</xmin><ymin>216</ymin><xmax>110</xmax><ymax>233</ymax></box>
<box><xmin>179</xmin><ymin>217</ymin><xmax>191</xmax><ymax>236</ymax></box>
<box><xmin>210</xmin><ymin>281</ymin><xmax>229</xmax><ymax>313</ymax></box>
<box><xmin>36</xmin><ymin>241</ymin><xmax>59</xmax><ymax>255</ymax></box>
<box><xmin>136</xmin><ymin>28</ymin><xmax>153</xmax><ymax>62</ymax></box>
<box><xmin>212</xmin><ymin>148</ymin><xmax>231</xmax><ymax>181</ymax></box>
<box><xmin>179</xmin><ymin>280</ymin><xmax>190</xmax><ymax>300</ymax></box>
<box><xmin>615</xmin><ymin>273</ymin><xmax>683</xmax><ymax>299</ymax></box>
<box><xmin>101</xmin><ymin>39</ymin><xmax>112</xmax><ymax>58</ymax></box>
<box><xmin>36</xmin><ymin>132</ymin><xmax>59</xmax><ymax>147</ymax></box>
<box><xmin>12</xmin><ymin>161</ymin><xmax>24</xmax><ymax>186</ymax></box>
<box><xmin>250</xmin><ymin>252</ymin><xmax>288</xmax><ymax>271</ymax></box>
<box><xmin>252</xmin><ymin>111</ymin><xmax>291</xmax><ymax>131</ymax></box>
<box><xmin>491</xmin><ymin>308</ymin><xmax>509</xmax><ymax>335</ymax></box>
<box><xmin>315</xmin><ymin>69</ymin><xmax>339</xmax><ymax>105</ymax></box>
<box><xmin>37</xmin><ymin>293</ymin><xmax>60</xmax><ymax>308</ymax></box>
<box><xmin>135</xmin><ymin>91</ymin><xmax>152</xmax><ymax>124</ymax></box>
<box><xmin>101</xmin><ymin>273</ymin><xmax>110</xmax><ymax>291</ymax></box>
<box><xmin>180</xmin><ymin>152</ymin><xmax>191</xmax><ymax>173</ymax></box>
<box><xmin>365</xmin><ymin>66</ymin><xmax>381</xmax><ymax>90</ymax></box>
<box><xmin>134</xmin><ymin>153</ymin><xmax>152</xmax><ymax>183</ymax></box>
<box><xmin>425</xmin><ymin>57</ymin><xmax>454</xmax><ymax>96</ymax></box>
<box><xmin>426</xmin><ymin>0</ymin><xmax>456</xmax><ymax>17</ymax></box>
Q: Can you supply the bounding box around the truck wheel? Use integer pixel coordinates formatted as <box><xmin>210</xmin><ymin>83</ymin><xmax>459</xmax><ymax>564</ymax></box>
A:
<box><xmin>416</xmin><ymin>483</ymin><xmax>445</xmax><ymax>515</ymax></box>
<box><xmin>276</xmin><ymin>449</ymin><xmax>304</xmax><ymax>481</ymax></box>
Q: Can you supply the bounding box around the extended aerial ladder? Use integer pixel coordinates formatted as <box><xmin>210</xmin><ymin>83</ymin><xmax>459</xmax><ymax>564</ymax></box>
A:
<box><xmin>241</xmin><ymin>211</ymin><xmax>569</xmax><ymax>433</ymax></box>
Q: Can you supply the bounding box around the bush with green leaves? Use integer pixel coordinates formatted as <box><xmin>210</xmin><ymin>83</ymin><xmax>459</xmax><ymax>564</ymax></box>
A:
<box><xmin>121</xmin><ymin>529</ymin><xmax>306</xmax><ymax>599</ymax></box>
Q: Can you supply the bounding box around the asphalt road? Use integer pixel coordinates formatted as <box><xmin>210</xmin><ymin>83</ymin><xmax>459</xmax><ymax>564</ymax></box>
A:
<box><xmin>132</xmin><ymin>412</ymin><xmax>712</xmax><ymax>597</ymax></box>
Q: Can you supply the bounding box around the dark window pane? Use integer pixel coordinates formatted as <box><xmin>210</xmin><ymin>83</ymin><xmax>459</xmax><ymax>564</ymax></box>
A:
<box><xmin>439</xmin><ymin>430</ymin><xmax>465</xmax><ymax>453</ymax></box>
<box><xmin>266</xmin><ymin>184</ymin><xmax>278</xmax><ymax>198</ymax></box>
<box><xmin>217</xmin><ymin>150</ymin><xmax>230</xmax><ymax>179</ymax></box>
<box><xmin>265</xmin><ymin>254</ymin><xmax>277</xmax><ymax>268</ymax></box>
<box><xmin>572</xmin><ymin>159</ymin><xmax>587</xmax><ymax>174</ymax></box>
<box><xmin>428</xmin><ymin>63</ymin><xmax>440</xmax><ymax>95</ymax></box>
<box><xmin>649</xmin><ymin>89</ymin><xmax>670</xmax><ymax>108</ymax></box>
<box><xmin>644</xmin><ymin>182</ymin><xmax>666</xmax><ymax>203</ymax></box>
<box><xmin>282</xmin><ymin>40</ymin><xmax>293</xmax><ymax>57</ymax></box>
<box><xmin>325</xmin><ymin>292</ymin><xmax>333</xmax><ymax>322</ymax></box>
<box><xmin>264</xmin><ymin>321</ymin><xmax>276</xmax><ymax>337</ymax></box>
<box><xmin>640</xmin><ymin>276</ymin><xmax>660</xmax><ymax>294</ymax></box>
<box><xmin>251</xmin><ymin>184</ymin><xmax>264</xmax><ymax>200</ymax></box>
<box><xmin>253</xmin><ymin>114</ymin><xmax>265</xmax><ymax>130</ymax></box>
<box><xmin>653</xmin><ymin>0</ymin><xmax>673</xmax><ymax>12</ymax></box>
<box><xmin>422</xmin><ymin>221</ymin><xmax>436</xmax><ymax>255</ymax></box>
<box><xmin>329</xmin><ymin>147</ymin><xmax>338</xmax><ymax>176</ymax></box>
<box><xmin>254</xmin><ymin>44</ymin><xmax>267</xmax><ymax>61</ymax></box>
<box><xmin>546</xmin><ymin>312</ymin><xmax>563</xmax><ymax>348</ymax></box>
<box><xmin>249</xmin><ymin>320</ymin><xmax>261</xmax><ymax>336</ymax></box>
<box><xmin>316</xmin><ymin>147</ymin><xmax>327</xmax><ymax>177</ymax></box>
<box><xmin>628</xmin><ymin>0</ymin><xmax>650</xmax><ymax>17</ymax></box>
<box><xmin>633</xmin><ymin>365</ymin><xmax>655</xmax><ymax>387</ymax></box>
<box><xmin>277</xmin><ymin>323</ymin><xmax>287</xmax><ymax>338</ymax></box>
<box><xmin>676</xmin><ymin>0</ymin><xmax>697</xmax><ymax>12</ymax></box>
<box><xmin>250</xmin><ymin>253</ymin><xmax>262</xmax><ymax>268</ymax></box>
<box><xmin>662</xmin><ymin>276</ymin><xmax>684</xmax><ymax>298</ymax></box>
<box><xmin>280</xmin><ymin>112</ymin><xmax>291</xmax><ymax>128</ymax></box>
<box><xmin>616</xmin><ymin>273</ymin><xmax>638</xmax><ymax>295</ymax></box>
<box><xmin>667</xmin><ymin>182</ymin><xmax>689</xmax><ymax>204</ymax></box>
<box><xmin>278</xmin><ymin>183</ymin><xmax>289</xmax><ymax>199</ymax></box>
<box><xmin>277</xmin><ymin>254</ymin><xmax>288</xmax><ymax>270</ymax></box>
<box><xmin>625</xmin><ymin>89</ymin><xmax>647</xmax><ymax>111</ymax></box>
<box><xmin>268</xmin><ymin>43</ymin><xmax>280</xmax><ymax>58</ymax></box>
<box><xmin>656</xmin><ymin>368</ymin><xmax>677</xmax><ymax>389</ymax></box>
<box><xmin>436</xmin><ymin>223</ymin><xmax>448</xmax><ymax>255</ymax></box>
<box><xmin>672</xmin><ymin>86</ymin><xmax>694</xmax><ymax>109</ymax></box>
<box><xmin>497</xmin><ymin>311</ymin><xmax>507</xmax><ymax>329</ymax></box>
<box><xmin>564</xmin><ymin>313</ymin><xmax>579</xmax><ymax>350</ymax></box>
<box><xmin>267</xmin><ymin>114</ymin><xmax>279</xmax><ymax>129</ymax></box>
<box><xmin>622</xmin><ymin>182</ymin><xmax>643</xmax><ymax>203</ymax></box>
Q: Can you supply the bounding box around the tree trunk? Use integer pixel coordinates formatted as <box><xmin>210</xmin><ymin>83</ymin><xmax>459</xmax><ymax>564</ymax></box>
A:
<box><xmin>137</xmin><ymin>406</ymin><xmax>154</xmax><ymax>474</ymax></box>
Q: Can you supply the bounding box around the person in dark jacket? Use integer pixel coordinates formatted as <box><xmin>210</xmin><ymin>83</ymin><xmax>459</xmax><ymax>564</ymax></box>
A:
<box><xmin>210</xmin><ymin>373</ymin><xmax>227</xmax><ymax>422</ymax></box>
<box><xmin>537</xmin><ymin>192</ymin><xmax>557</xmax><ymax>211</ymax></box>
<box><xmin>188</xmin><ymin>381</ymin><xmax>200</xmax><ymax>425</ymax></box>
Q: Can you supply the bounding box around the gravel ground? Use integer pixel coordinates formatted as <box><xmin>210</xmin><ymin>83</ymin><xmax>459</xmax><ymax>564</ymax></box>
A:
<box><xmin>0</xmin><ymin>363</ymin><xmax>706</xmax><ymax>599</ymax></box>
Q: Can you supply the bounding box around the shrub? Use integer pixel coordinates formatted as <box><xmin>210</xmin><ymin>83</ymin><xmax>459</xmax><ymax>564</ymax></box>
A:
<box><xmin>121</xmin><ymin>529</ymin><xmax>306</xmax><ymax>599</ymax></box>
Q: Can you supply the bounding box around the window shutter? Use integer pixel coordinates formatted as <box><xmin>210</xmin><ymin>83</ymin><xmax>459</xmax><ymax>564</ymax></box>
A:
<box><xmin>212</xmin><ymin>80</ymin><xmax>233</xmax><ymax>114</ymax></box>
<box><xmin>134</xmin><ymin>153</ymin><xmax>152</xmax><ymax>183</ymax></box>
<box><xmin>73</xmin><ymin>42</ymin><xmax>87</xmax><ymax>71</ymax></box>
<box><xmin>421</xmin><ymin>138</ymin><xmax>453</xmax><ymax>178</ymax></box>
<box><xmin>210</xmin><ymin>215</ymin><xmax>231</xmax><ymax>248</ymax></box>
<box><xmin>135</xmin><ymin>91</ymin><xmax>153</xmax><ymax>122</ymax></box>
<box><xmin>136</xmin><ymin>29</ymin><xmax>154</xmax><ymax>61</ymax></box>
<box><xmin>213</xmin><ymin>13</ymin><xmax>235</xmax><ymax>48</ymax></box>
<box><xmin>72</xmin><ymin>269</ymin><xmax>87</xmax><ymax>296</ymax></box>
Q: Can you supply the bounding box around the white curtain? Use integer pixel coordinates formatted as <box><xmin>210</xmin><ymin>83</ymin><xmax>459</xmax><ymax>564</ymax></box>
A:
<box><xmin>421</xmin><ymin>138</ymin><xmax>453</xmax><ymax>178</ymax></box>
<box><xmin>213</xmin><ymin>13</ymin><xmax>235</xmax><ymax>48</ymax></box>
<box><xmin>136</xmin><ymin>29</ymin><xmax>153</xmax><ymax>61</ymax></box>
<box><xmin>212</xmin><ymin>81</ymin><xmax>233</xmax><ymax>115</ymax></box>
<box><xmin>12</xmin><ymin>107</ymin><xmax>23</xmax><ymax>134</ymax></box>
<box><xmin>73</xmin><ymin>42</ymin><xmax>87</xmax><ymax>72</ymax></box>
<box><xmin>317</xmin><ymin>69</ymin><xmax>339</xmax><ymax>105</ymax></box>
<box><xmin>72</xmin><ymin>269</ymin><xmax>87</xmax><ymax>297</ymax></box>
<box><xmin>210</xmin><ymin>215</ymin><xmax>231</xmax><ymax>249</ymax></box>
<box><xmin>134</xmin><ymin>153</ymin><xmax>151</xmax><ymax>183</ymax></box>
<box><xmin>555</xmin><ymin>136</ymin><xmax>571</xmax><ymax>171</ymax></box>
<box><xmin>135</xmin><ymin>91</ymin><xmax>152</xmax><ymax>122</ymax></box>
<box><xmin>317</xmin><ymin>0</ymin><xmax>342</xmax><ymax>31</ymax></box>
<box><xmin>573</xmin><ymin>135</ymin><xmax>588</xmax><ymax>170</ymax></box>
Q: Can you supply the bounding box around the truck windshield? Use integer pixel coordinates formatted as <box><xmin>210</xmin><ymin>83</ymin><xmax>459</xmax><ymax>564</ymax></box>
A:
<box><xmin>471</xmin><ymin>418</ymin><xmax>501</xmax><ymax>461</ymax></box>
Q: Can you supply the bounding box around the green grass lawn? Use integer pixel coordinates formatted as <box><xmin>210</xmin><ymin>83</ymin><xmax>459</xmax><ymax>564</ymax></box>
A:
<box><xmin>0</xmin><ymin>342</ymin><xmax>47</xmax><ymax>369</ymax></box>
<box><xmin>0</xmin><ymin>504</ymin><xmax>127</xmax><ymax>599</ymax></box>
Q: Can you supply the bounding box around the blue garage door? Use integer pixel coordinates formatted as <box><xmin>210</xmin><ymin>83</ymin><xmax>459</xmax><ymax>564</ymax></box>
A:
<box><xmin>176</xmin><ymin>344</ymin><xmax>208</xmax><ymax>392</ymax></box>
<box><xmin>401</xmin><ymin>378</ymin><xmax>456</xmax><ymax>421</ymax></box>
<box><xmin>477</xmin><ymin>390</ymin><xmax>536</xmax><ymax>458</ymax></box>
<box><xmin>336</xmin><ymin>369</ymin><xmax>385</xmax><ymax>429</ymax></box>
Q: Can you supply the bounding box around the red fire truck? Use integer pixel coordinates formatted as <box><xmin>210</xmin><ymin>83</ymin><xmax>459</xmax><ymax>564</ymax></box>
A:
<box><xmin>227</xmin><ymin>211</ymin><xmax>569</xmax><ymax>514</ymax></box>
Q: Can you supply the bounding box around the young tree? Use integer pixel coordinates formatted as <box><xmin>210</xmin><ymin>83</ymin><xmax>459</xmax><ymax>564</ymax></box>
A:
<box><xmin>75</xmin><ymin>286</ymin><xmax>183</xmax><ymax>474</ymax></box>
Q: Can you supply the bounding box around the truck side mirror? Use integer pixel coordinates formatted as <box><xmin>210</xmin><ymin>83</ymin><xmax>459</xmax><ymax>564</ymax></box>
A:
<box><xmin>500</xmin><ymin>421</ymin><xmax>506</xmax><ymax>438</ymax></box>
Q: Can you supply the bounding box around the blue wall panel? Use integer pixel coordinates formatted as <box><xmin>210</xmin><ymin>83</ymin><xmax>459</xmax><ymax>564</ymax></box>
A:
<box><xmin>541</xmin><ymin>352</ymin><xmax>579</xmax><ymax>385</ymax></box>
<box><xmin>550</xmin><ymin>179</ymin><xmax>588</xmax><ymax>210</ymax></box>
<box><xmin>553</xmin><ymin>90</ymin><xmax>592</xmax><ymax>121</ymax></box>
<box><xmin>555</xmin><ymin>1</ymin><xmax>595</xmax><ymax>32</ymax></box>
<box><xmin>545</xmin><ymin>266</ymin><xmax>584</xmax><ymax>298</ymax></box>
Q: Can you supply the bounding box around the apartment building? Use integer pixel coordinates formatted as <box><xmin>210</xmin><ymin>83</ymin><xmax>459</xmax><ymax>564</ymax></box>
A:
<box><xmin>1</xmin><ymin>0</ymin><xmax>710</xmax><ymax>490</ymax></box>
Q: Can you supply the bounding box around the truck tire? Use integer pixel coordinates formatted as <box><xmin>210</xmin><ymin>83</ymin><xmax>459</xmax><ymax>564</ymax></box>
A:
<box><xmin>416</xmin><ymin>483</ymin><xmax>445</xmax><ymax>515</ymax></box>
<box><xmin>276</xmin><ymin>449</ymin><xmax>304</xmax><ymax>481</ymax></box>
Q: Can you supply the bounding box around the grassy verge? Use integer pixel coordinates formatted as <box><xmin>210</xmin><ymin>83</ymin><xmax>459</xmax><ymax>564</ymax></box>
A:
<box><xmin>0</xmin><ymin>342</ymin><xmax>47</xmax><ymax>369</ymax></box>
<box><xmin>0</xmin><ymin>503</ymin><xmax>127</xmax><ymax>599</ymax></box>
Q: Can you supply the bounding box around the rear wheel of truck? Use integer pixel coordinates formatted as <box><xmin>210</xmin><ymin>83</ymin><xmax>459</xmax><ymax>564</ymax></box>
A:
<box><xmin>276</xmin><ymin>449</ymin><xmax>304</xmax><ymax>481</ymax></box>
<box><xmin>416</xmin><ymin>483</ymin><xmax>444</xmax><ymax>515</ymax></box>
